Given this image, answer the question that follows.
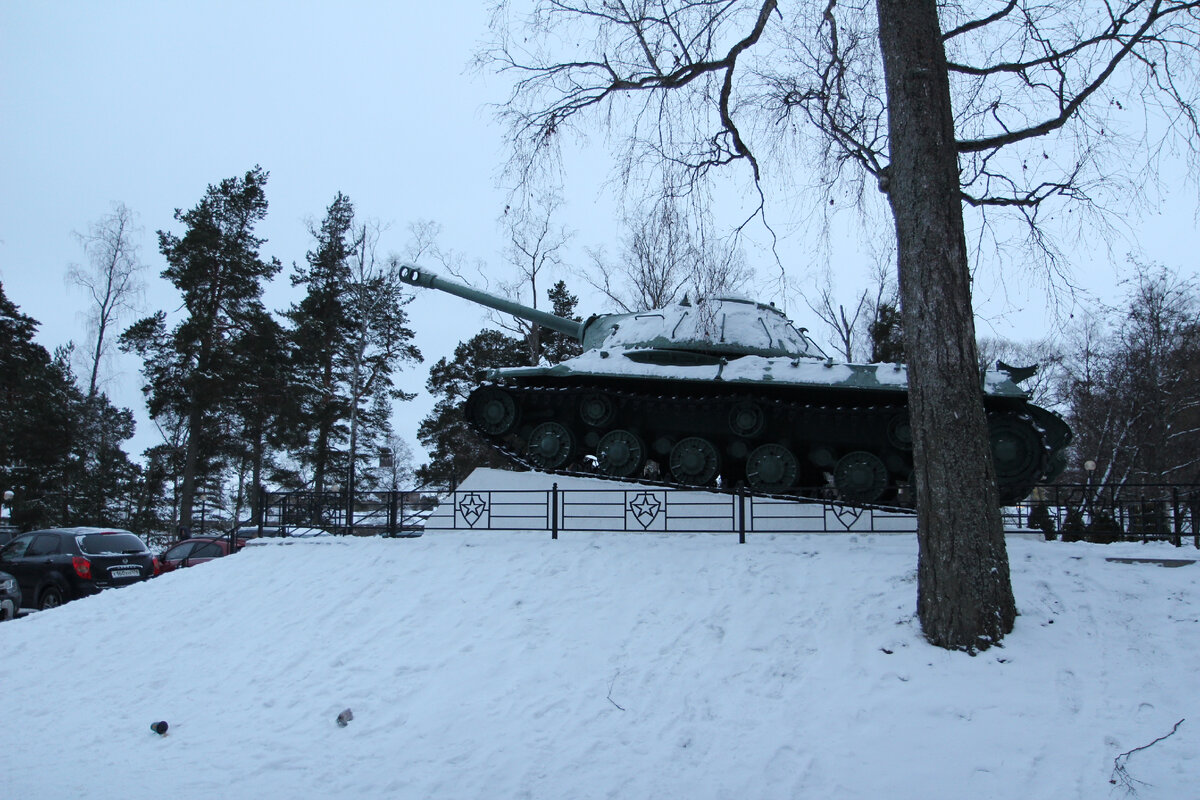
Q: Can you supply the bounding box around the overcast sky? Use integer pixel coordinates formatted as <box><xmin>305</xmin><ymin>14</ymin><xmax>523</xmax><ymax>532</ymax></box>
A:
<box><xmin>2</xmin><ymin>1</ymin><xmax>1197</xmax><ymax>467</ymax></box>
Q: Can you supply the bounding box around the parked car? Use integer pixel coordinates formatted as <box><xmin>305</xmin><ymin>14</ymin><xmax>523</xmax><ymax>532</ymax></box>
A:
<box><xmin>0</xmin><ymin>527</ymin><xmax>155</xmax><ymax>610</ymax></box>
<box><xmin>0</xmin><ymin>524</ymin><xmax>19</xmax><ymax>548</ymax></box>
<box><xmin>235</xmin><ymin>525</ymin><xmax>282</xmax><ymax>538</ymax></box>
<box><xmin>156</xmin><ymin>535</ymin><xmax>247</xmax><ymax>574</ymax></box>
<box><xmin>0</xmin><ymin>570</ymin><xmax>20</xmax><ymax>620</ymax></box>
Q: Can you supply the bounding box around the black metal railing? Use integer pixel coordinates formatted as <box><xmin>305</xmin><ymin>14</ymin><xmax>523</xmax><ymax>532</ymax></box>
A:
<box><xmin>257</xmin><ymin>480</ymin><xmax>1199</xmax><ymax>547</ymax></box>
<box><xmin>257</xmin><ymin>488</ymin><xmax>442</xmax><ymax>537</ymax></box>
<box><xmin>1005</xmin><ymin>483</ymin><xmax>1199</xmax><ymax>547</ymax></box>
<box><xmin>438</xmin><ymin>484</ymin><xmax>924</xmax><ymax>541</ymax></box>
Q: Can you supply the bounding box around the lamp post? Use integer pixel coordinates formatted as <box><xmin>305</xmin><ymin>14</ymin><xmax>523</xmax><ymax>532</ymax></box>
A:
<box><xmin>1083</xmin><ymin>460</ymin><xmax>1097</xmax><ymax>524</ymax></box>
<box><xmin>2</xmin><ymin>490</ymin><xmax>13</xmax><ymax>525</ymax></box>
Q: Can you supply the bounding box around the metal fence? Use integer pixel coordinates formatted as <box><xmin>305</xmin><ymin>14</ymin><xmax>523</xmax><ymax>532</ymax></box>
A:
<box><xmin>258</xmin><ymin>481</ymin><xmax>1199</xmax><ymax>547</ymax></box>
<box><xmin>439</xmin><ymin>485</ymin><xmax>921</xmax><ymax>542</ymax></box>
<box><xmin>1006</xmin><ymin>483</ymin><xmax>1200</xmax><ymax>547</ymax></box>
<box><xmin>256</xmin><ymin>489</ymin><xmax>441</xmax><ymax>537</ymax></box>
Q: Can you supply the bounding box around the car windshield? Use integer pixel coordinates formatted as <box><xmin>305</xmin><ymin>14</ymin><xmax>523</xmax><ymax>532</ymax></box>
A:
<box><xmin>79</xmin><ymin>533</ymin><xmax>147</xmax><ymax>555</ymax></box>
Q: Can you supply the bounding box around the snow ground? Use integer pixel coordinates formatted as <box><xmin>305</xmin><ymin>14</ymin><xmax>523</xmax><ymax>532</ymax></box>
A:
<box><xmin>0</xmin><ymin>522</ymin><xmax>1197</xmax><ymax>798</ymax></box>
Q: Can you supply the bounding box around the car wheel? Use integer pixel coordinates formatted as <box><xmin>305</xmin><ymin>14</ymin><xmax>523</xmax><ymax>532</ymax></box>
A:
<box><xmin>38</xmin><ymin>584</ymin><xmax>66</xmax><ymax>610</ymax></box>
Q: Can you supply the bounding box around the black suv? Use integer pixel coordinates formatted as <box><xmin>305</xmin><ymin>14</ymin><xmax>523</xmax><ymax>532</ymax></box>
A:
<box><xmin>0</xmin><ymin>570</ymin><xmax>19</xmax><ymax>620</ymax></box>
<box><xmin>0</xmin><ymin>527</ymin><xmax>155</xmax><ymax>610</ymax></box>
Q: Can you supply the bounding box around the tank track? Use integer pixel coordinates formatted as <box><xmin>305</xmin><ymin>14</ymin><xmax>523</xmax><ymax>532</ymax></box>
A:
<box><xmin>466</xmin><ymin>381</ymin><xmax>1054</xmax><ymax>507</ymax></box>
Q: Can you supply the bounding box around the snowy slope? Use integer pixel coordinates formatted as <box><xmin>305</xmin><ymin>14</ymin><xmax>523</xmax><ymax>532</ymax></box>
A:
<box><xmin>0</xmin><ymin>527</ymin><xmax>1197</xmax><ymax>799</ymax></box>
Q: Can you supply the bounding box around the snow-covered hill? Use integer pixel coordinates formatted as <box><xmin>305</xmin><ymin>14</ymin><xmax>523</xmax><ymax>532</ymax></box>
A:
<box><xmin>1</xmin><ymin>525</ymin><xmax>1197</xmax><ymax>799</ymax></box>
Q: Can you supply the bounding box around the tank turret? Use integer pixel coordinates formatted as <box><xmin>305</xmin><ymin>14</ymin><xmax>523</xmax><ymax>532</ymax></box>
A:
<box><xmin>398</xmin><ymin>263</ymin><xmax>826</xmax><ymax>363</ymax></box>
<box><xmin>399</xmin><ymin>264</ymin><xmax>1071</xmax><ymax>505</ymax></box>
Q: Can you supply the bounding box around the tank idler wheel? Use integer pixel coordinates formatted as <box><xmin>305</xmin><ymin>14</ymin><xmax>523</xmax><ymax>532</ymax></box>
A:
<box><xmin>728</xmin><ymin>401</ymin><xmax>765</xmax><ymax>438</ymax></box>
<box><xmin>468</xmin><ymin>387</ymin><xmax>518</xmax><ymax>435</ymax></box>
<box><xmin>526</xmin><ymin>422</ymin><xmax>575</xmax><ymax>469</ymax></box>
<box><xmin>596</xmin><ymin>429</ymin><xmax>646</xmax><ymax>478</ymax></box>
<box><xmin>579</xmin><ymin>393</ymin><xmax>615</xmax><ymax>427</ymax></box>
<box><xmin>746</xmin><ymin>444</ymin><xmax>798</xmax><ymax>493</ymax></box>
<box><xmin>833</xmin><ymin>451</ymin><xmax>889</xmax><ymax>504</ymax></box>
<box><xmin>669</xmin><ymin>437</ymin><xmax>721</xmax><ymax>486</ymax></box>
<box><xmin>988</xmin><ymin>413</ymin><xmax>1043</xmax><ymax>482</ymax></box>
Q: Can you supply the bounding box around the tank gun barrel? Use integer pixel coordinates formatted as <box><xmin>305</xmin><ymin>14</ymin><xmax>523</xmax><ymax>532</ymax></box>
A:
<box><xmin>397</xmin><ymin>264</ymin><xmax>586</xmax><ymax>341</ymax></box>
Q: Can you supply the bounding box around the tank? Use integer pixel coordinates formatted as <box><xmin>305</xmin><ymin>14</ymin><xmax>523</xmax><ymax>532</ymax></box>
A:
<box><xmin>398</xmin><ymin>264</ymin><xmax>1071</xmax><ymax>505</ymax></box>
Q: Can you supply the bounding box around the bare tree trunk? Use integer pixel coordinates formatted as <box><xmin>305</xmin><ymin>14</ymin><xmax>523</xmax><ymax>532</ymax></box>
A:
<box><xmin>179</xmin><ymin>404</ymin><xmax>201</xmax><ymax>532</ymax></box>
<box><xmin>876</xmin><ymin>0</ymin><xmax>1015</xmax><ymax>650</ymax></box>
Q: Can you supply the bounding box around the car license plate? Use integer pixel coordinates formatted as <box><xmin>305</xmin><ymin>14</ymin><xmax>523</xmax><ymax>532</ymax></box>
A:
<box><xmin>110</xmin><ymin>568</ymin><xmax>141</xmax><ymax>579</ymax></box>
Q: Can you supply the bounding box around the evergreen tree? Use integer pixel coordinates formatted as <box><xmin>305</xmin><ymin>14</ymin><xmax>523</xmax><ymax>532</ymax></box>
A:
<box><xmin>121</xmin><ymin>167</ymin><xmax>281</xmax><ymax>531</ymax></box>
<box><xmin>226</xmin><ymin>307</ymin><xmax>297</xmax><ymax>524</ymax></box>
<box><xmin>287</xmin><ymin>193</ymin><xmax>356</xmax><ymax>493</ymax></box>
<box><xmin>869</xmin><ymin>302</ymin><xmax>905</xmax><ymax>364</ymax></box>
<box><xmin>63</xmin><ymin>386</ymin><xmax>139</xmax><ymax>526</ymax></box>
<box><xmin>0</xmin><ymin>285</ymin><xmax>138</xmax><ymax>530</ymax></box>
<box><xmin>416</xmin><ymin>330</ymin><xmax>527</xmax><ymax>487</ymax></box>
<box><xmin>287</xmin><ymin>196</ymin><xmax>422</xmax><ymax>494</ymax></box>
<box><xmin>339</xmin><ymin>249</ymin><xmax>421</xmax><ymax>500</ymax></box>
<box><xmin>0</xmin><ymin>287</ymin><xmax>75</xmax><ymax>528</ymax></box>
<box><xmin>541</xmin><ymin>280</ymin><xmax>584</xmax><ymax>364</ymax></box>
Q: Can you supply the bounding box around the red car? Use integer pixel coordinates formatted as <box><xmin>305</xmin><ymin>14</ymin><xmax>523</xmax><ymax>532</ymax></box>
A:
<box><xmin>156</xmin><ymin>535</ymin><xmax>247</xmax><ymax>574</ymax></box>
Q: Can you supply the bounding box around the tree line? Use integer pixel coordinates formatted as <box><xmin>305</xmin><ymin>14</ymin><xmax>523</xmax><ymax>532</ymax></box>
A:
<box><xmin>2</xmin><ymin>168</ymin><xmax>422</xmax><ymax>534</ymax></box>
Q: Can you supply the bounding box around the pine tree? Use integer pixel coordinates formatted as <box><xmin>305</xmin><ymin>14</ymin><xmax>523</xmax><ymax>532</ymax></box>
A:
<box><xmin>121</xmin><ymin>167</ymin><xmax>281</xmax><ymax>531</ymax></box>
<box><xmin>0</xmin><ymin>286</ymin><xmax>138</xmax><ymax>530</ymax></box>
<box><xmin>541</xmin><ymin>280</ymin><xmax>584</xmax><ymax>364</ymax></box>
<box><xmin>0</xmin><ymin>286</ymin><xmax>75</xmax><ymax>528</ymax></box>
<box><xmin>226</xmin><ymin>307</ymin><xmax>297</xmax><ymax>525</ymax></box>
<box><xmin>416</xmin><ymin>330</ymin><xmax>527</xmax><ymax>487</ymax></box>
<box><xmin>287</xmin><ymin>196</ymin><xmax>422</xmax><ymax>494</ymax></box>
<box><xmin>287</xmin><ymin>193</ymin><xmax>356</xmax><ymax>493</ymax></box>
<box><xmin>869</xmin><ymin>302</ymin><xmax>905</xmax><ymax>364</ymax></box>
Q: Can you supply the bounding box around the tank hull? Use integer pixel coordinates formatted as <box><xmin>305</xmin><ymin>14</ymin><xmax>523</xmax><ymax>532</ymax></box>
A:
<box><xmin>466</xmin><ymin>352</ymin><xmax>1070</xmax><ymax>506</ymax></box>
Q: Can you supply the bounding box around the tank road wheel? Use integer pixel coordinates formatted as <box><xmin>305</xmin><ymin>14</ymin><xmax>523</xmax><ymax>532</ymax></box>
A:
<box><xmin>728</xmin><ymin>402</ymin><xmax>765</xmax><ymax>438</ymax></box>
<box><xmin>596</xmin><ymin>430</ymin><xmax>646</xmax><ymax>478</ymax></box>
<box><xmin>746</xmin><ymin>444</ymin><xmax>798</xmax><ymax>493</ymax></box>
<box><xmin>669</xmin><ymin>437</ymin><xmax>721</xmax><ymax>486</ymax></box>
<box><xmin>468</xmin><ymin>387</ymin><xmax>517</xmax><ymax>435</ymax></box>
<box><xmin>989</xmin><ymin>413</ymin><xmax>1044</xmax><ymax>504</ymax></box>
<box><xmin>833</xmin><ymin>451</ymin><xmax>889</xmax><ymax>504</ymax></box>
<box><xmin>526</xmin><ymin>422</ymin><xmax>575</xmax><ymax>469</ymax></box>
<box><xmin>579</xmin><ymin>393</ymin><xmax>615</xmax><ymax>428</ymax></box>
<box><xmin>988</xmin><ymin>414</ymin><xmax>1043</xmax><ymax>481</ymax></box>
<box><xmin>886</xmin><ymin>412</ymin><xmax>913</xmax><ymax>451</ymax></box>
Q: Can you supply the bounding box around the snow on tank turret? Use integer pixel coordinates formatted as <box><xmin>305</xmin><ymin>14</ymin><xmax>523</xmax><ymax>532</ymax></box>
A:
<box><xmin>399</xmin><ymin>264</ymin><xmax>1071</xmax><ymax>505</ymax></box>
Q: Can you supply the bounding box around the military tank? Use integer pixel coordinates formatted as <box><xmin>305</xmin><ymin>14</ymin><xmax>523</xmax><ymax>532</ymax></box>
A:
<box><xmin>399</xmin><ymin>264</ymin><xmax>1070</xmax><ymax>505</ymax></box>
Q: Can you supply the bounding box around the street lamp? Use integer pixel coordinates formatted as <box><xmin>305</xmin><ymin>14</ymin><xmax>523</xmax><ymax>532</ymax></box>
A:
<box><xmin>1083</xmin><ymin>460</ymin><xmax>1097</xmax><ymax>523</ymax></box>
<box><xmin>2</xmin><ymin>490</ymin><xmax>13</xmax><ymax>524</ymax></box>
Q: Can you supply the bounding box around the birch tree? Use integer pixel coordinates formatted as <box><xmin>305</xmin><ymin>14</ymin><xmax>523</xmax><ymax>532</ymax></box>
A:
<box><xmin>67</xmin><ymin>202</ymin><xmax>145</xmax><ymax>397</ymax></box>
